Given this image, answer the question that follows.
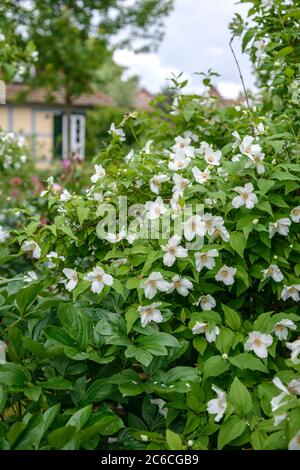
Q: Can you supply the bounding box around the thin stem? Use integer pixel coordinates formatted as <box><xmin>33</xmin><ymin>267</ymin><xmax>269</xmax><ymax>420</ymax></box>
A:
<box><xmin>229</xmin><ymin>37</ymin><xmax>252</xmax><ymax>113</ymax></box>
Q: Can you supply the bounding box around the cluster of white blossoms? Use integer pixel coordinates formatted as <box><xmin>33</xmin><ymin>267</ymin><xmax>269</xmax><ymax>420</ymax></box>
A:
<box><xmin>62</xmin><ymin>266</ymin><xmax>113</xmax><ymax>294</ymax></box>
<box><xmin>0</xmin><ymin>130</ymin><xmax>28</xmax><ymax>169</ymax></box>
<box><xmin>23</xmin><ymin>125</ymin><xmax>300</xmax><ymax>369</ymax></box>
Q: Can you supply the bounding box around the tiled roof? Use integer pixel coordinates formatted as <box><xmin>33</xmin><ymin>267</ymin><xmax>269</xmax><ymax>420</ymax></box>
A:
<box><xmin>5</xmin><ymin>83</ymin><xmax>113</xmax><ymax>107</ymax></box>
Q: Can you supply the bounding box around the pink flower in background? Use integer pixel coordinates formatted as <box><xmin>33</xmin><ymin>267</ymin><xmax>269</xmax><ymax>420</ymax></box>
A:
<box><xmin>10</xmin><ymin>189</ymin><xmax>20</xmax><ymax>198</ymax></box>
<box><xmin>9</xmin><ymin>177</ymin><xmax>23</xmax><ymax>186</ymax></box>
<box><xmin>61</xmin><ymin>159</ymin><xmax>72</xmax><ymax>172</ymax></box>
<box><xmin>39</xmin><ymin>217</ymin><xmax>49</xmax><ymax>226</ymax></box>
<box><xmin>32</xmin><ymin>175</ymin><xmax>44</xmax><ymax>193</ymax></box>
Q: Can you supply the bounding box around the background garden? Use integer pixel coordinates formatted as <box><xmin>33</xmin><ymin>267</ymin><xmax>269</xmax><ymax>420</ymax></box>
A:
<box><xmin>0</xmin><ymin>0</ymin><xmax>300</xmax><ymax>451</ymax></box>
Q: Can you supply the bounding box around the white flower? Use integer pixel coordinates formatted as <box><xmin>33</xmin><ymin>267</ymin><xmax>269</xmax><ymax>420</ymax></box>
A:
<box><xmin>204</xmin><ymin>214</ymin><xmax>230</xmax><ymax>242</ymax></box>
<box><xmin>232</xmin><ymin>183</ymin><xmax>258</xmax><ymax>209</ymax></box>
<box><xmin>150</xmin><ymin>398</ymin><xmax>168</xmax><ymax>417</ymax></box>
<box><xmin>168</xmin><ymin>275</ymin><xmax>193</xmax><ymax>296</ymax></box>
<box><xmin>46</xmin><ymin>250</ymin><xmax>65</xmax><ymax>268</ymax></box>
<box><xmin>0</xmin><ymin>340</ymin><xmax>7</xmax><ymax>364</ymax></box>
<box><xmin>245</xmin><ymin>152</ymin><xmax>265</xmax><ymax>175</ymax></box>
<box><xmin>143</xmin><ymin>139</ymin><xmax>153</xmax><ymax>154</ymax></box>
<box><xmin>192</xmin><ymin>166</ymin><xmax>211</xmax><ymax>184</ymax></box>
<box><xmin>106</xmin><ymin>227</ymin><xmax>126</xmax><ymax>243</ymax></box>
<box><xmin>193</xmin><ymin>294</ymin><xmax>216</xmax><ymax>311</ymax></box>
<box><xmin>239</xmin><ymin>135</ymin><xmax>262</xmax><ymax>158</ymax></box>
<box><xmin>291</xmin><ymin>206</ymin><xmax>300</xmax><ymax>223</ymax></box>
<box><xmin>281</xmin><ymin>285</ymin><xmax>300</xmax><ymax>302</ymax></box>
<box><xmin>274</xmin><ymin>319</ymin><xmax>297</xmax><ymax>340</ymax></box>
<box><xmin>269</xmin><ymin>218</ymin><xmax>291</xmax><ymax>238</ymax></box>
<box><xmin>244</xmin><ymin>331</ymin><xmax>273</xmax><ymax>358</ymax></box>
<box><xmin>126</xmin><ymin>233</ymin><xmax>137</xmax><ymax>244</ymax></box>
<box><xmin>141</xmin><ymin>272</ymin><xmax>170</xmax><ymax>299</ymax></box>
<box><xmin>253</xmin><ymin>38</ymin><xmax>269</xmax><ymax>58</ymax></box>
<box><xmin>172</xmin><ymin>174</ymin><xmax>190</xmax><ymax>199</ymax></box>
<box><xmin>23</xmin><ymin>271</ymin><xmax>38</xmax><ymax>283</ymax></box>
<box><xmin>274</xmin><ymin>413</ymin><xmax>287</xmax><ymax>426</ymax></box>
<box><xmin>138</xmin><ymin>303</ymin><xmax>163</xmax><ymax>327</ymax></box>
<box><xmin>195</xmin><ymin>249</ymin><xmax>219</xmax><ymax>272</ymax></box>
<box><xmin>286</xmin><ymin>339</ymin><xmax>300</xmax><ymax>364</ymax></box>
<box><xmin>207</xmin><ymin>385</ymin><xmax>227</xmax><ymax>422</ymax></box>
<box><xmin>192</xmin><ymin>321</ymin><xmax>220</xmax><ymax>343</ymax></box>
<box><xmin>288</xmin><ymin>431</ymin><xmax>300</xmax><ymax>450</ymax></box>
<box><xmin>215</xmin><ymin>265</ymin><xmax>236</xmax><ymax>286</ymax></box>
<box><xmin>256</xmin><ymin>122</ymin><xmax>265</xmax><ymax>134</ymax></box>
<box><xmin>204</xmin><ymin>147</ymin><xmax>222</xmax><ymax>166</ymax></box>
<box><xmin>150</xmin><ymin>174</ymin><xmax>169</xmax><ymax>194</ymax></box>
<box><xmin>145</xmin><ymin>197</ymin><xmax>167</xmax><ymax>220</ymax></box>
<box><xmin>125</xmin><ymin>149</ymin><xmax>134</xmax><ymax>163</ymax></box>
<box><xmin>217</xmin><ymin>167</ymin><xmax>228</xmax><ymax>179</ymax></box>
<box><xmin>112</xmin><ymin>258</ymin><xmax>128</xmax><ymax>268</ymax></box>
<box><xmin>0</xmin><ymin>225</ymin><xmax>9</xmax><ymax>243</ymax></box>
<box><xmin>271</xmin><ymin>377</ymin><xmax>300</xmax><ymax>412</ymax></box>
<box><xmin>262</xmin><ymin>264</ymin><xmax>283</xmax><ymax>283</ymax></box>
<box><xmin>168</xmin><ymin>154</ymin><xmax>191</xmax><ymax>171</ymax></box>
<box><xmin>85</xmin><ymin>266</ymin><xmax>113</xmax><ymax>294</ymax></box>
<box><xmin>22</xmin><ymin>240</ymin><xmax>41</xmax><ymax>259</ymax></box>
<box><xmin>60</xmin><ymin>189</ymin><xmax>72</xmax><ymax>202</ymax></box>
<box><xmin>184</xmin><ymin>215</ymin><xmax>206</xmax><ymax>241</ymax></box>
<box><xmin>108</xmin><ymin>122</ymin><xmax>125</xmax><ymax>141</ymax></box>
<box><xmin>91</xmin><ymin>164</ymin><xmax>106</xmax><ymax>183</ymax></box>
<box><xmin>172</xmin><ymin>136</ymin><xmax>195</xmax><ymax>158</ymax></box>
<box><xmin>161</xmin><ymin>235</ymin><xmax>187</xmax><ymax>267</ymax></box>
<box><xmin>63</xmin><ymin>268</ymin><xmax>78</xmax><ymax>292</ymax></box>
<box><xmin>140</xmin><ymin>434</ymin><xmax>149</xmax><ymax>442</ymax></box>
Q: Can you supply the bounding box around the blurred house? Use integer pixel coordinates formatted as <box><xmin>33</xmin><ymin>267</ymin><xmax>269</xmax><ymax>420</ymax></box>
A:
<box><xmin>0</xmin><ymin>84</ymin><xmax>113</xmax><ymax>162</ymax></box>
<box><xmin>133</xmin><ymin>88</ymin><xmax>154</xmax><ymax>111</ymax></box>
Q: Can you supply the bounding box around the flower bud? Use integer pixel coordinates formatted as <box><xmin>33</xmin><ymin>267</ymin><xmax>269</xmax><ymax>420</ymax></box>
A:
<box><xmin>222</xmin><ymin>353</ymin><xmax>228</xmax><ymax>360</ymax></box>
<box><xmin>253</xmin><ymin>218</ymin><xmax>259</xmax><ymax>225</ymax></box>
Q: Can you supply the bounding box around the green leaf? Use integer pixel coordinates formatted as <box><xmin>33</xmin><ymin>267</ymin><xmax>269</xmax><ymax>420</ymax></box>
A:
<box><xmin>39</xmin><ymin>377</ymin><xmax>73</xmax><ymax>390</ymax></box>
<box><xmin>112</xmin><ymin>278</ymin><xmax>125</xmax><ymax>299</ymax></box>
<box><xmin>0</xmin><ymin>386</ymin><xmax>7</xmax><ymax>413</ymax></box>
<box><xmin>256</xmin><ymin>200</ymin><xmax>273</xmax><ymax>216</ymax></box>
<box><xmin>268</xmin><ymin>194</ymin><xmax>289</xmax><ymax>208</ymax></box>
<box><xmin>215</xmin><ymin>327</ymin><xmax>235</xmax><ymax>354</ymax></box>
<box><xmin>15</xmin><ymin>283</ymin><xmax>42</xmax><ymax>315</ymax></box>
<box><xmin>125</xmin><ymin>277</ymin><xmax>141</xmax><ymax>290</ymax></box>
<box><xmin>166</xmin><ymin>429</ymin><xmax>183</xmax><ymax>450</ymax></box>
<box><xmin>125</xmin><ymin>306</ymin><xmax>139</xmax><ymax>334</ymax></box>
<box><xmin>218</xmin><ymin>416</ymin><xmax>246</xmax><ymax>449</ymax></box>
<box><xmin>229</xmin><ymin>377</ymin><xmax>253</xmax><ymax>416</ymax></box>
<box><xmin>203</xmin><ymin>356</ymin><xmax>229</xmax><ymax>381</ymax></box>
<box><xmin>222</xmin><ymin>304</ymin><xmax>241</xmax><ymax>330</ymax></box>
<box><xmin>82</xmin><ymin>380</ymin><xmax>114</xmax><ymax>404</ymax></box>
<box><xmin>67</xmin><ymin>405</ymin><xmax>92</xmax><ymax>430</ymax></box>
<box><xmin>229</xmin><ymin>232</ymin><xmax>246</xmax><ymax>258</ymax></box>
<box><xmin>48</xmin><ymin>426</ymin><xmax>78</xmax><ymax>450</ymax></box>
<box><xmin>229</xmin><ymin>353</ymin><xmax>268</xmax><ymax>373</ymax></box>
<box><xmin>0</xmin><ymin>363</ymin><xmax>31</xmax><ymax>388</ymax></box>
<box><xmin>118</xmin><ymin>382</ymin><xmax>145</xmax><ymax>397</ymax></box>
<box><xmin>277</xmin><ymin>46</ymin><xmax>294</xmax><ymax>57</ymax></box>
<box><xmin>43</xmin><ymin>326</ymin><xmax>74</xmax><ymax>347</ymax></box>
<box><xmin>257</xmin><ymin>179</ymin><xmax>275</xmax><ymax>195</ymax></box>
<box><xmin>77</xmin><ymin>206</ymin><xmax>90</xmax><ymax>226</ymax></box>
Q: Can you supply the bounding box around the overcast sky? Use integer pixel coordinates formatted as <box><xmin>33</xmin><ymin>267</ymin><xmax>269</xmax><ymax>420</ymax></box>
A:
<box><xmin>114</xmin><ymin>0</ymin><xmax>255</xmax><ymax>98</ymax></box>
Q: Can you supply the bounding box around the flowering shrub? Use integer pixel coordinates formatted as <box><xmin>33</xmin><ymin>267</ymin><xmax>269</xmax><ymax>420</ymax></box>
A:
<box><xmin>0</xmin><ymin>0</ymin><xmax>300</xmax><ymax>451</ymax></box>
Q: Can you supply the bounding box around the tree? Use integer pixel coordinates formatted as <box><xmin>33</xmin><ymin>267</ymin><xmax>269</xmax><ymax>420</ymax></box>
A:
<box><xmin>6</xmin><ymin>0</ymin><xmax>173</xmax><ymax>158</ymax></box>
<box><xmin>97</xmin><ymin>55</ymin><xmax>139</xmax><ymax>108</ymax></box>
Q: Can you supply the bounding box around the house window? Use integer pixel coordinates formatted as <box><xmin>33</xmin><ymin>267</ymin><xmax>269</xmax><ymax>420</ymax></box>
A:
<box><xmin>61</xmin><ymin>113</ymin><xmax>86</xmax><ymax>160</ymax></box>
